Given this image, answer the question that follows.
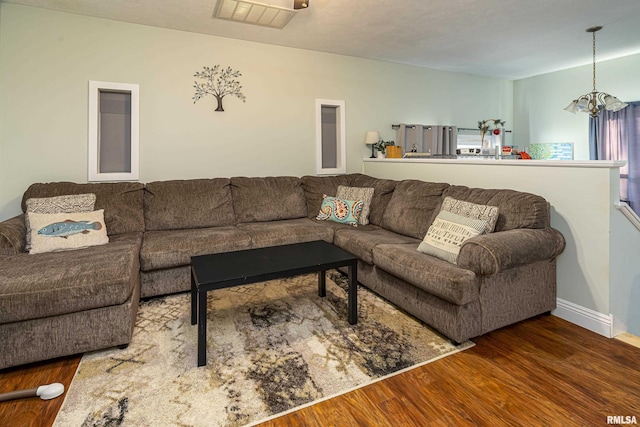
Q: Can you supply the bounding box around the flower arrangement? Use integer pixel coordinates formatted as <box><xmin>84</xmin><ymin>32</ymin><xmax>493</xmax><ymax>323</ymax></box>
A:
<box><xmin>477</xmin><ymin>119</ymin><xmax>505</xmax><ymax>148</ymax></box>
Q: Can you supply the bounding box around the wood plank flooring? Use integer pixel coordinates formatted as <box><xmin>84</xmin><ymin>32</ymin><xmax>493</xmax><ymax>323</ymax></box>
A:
<box><xmin>1</xmin><ymin>314</ymin><xmax>639</xmax><ymax>427</ymax></box>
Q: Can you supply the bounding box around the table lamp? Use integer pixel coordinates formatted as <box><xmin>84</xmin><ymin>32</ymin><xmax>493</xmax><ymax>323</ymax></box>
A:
<box><xmin>365</xmin><ymin>131</ymin><xmax>380</xmax><ymax>158</ymax></box>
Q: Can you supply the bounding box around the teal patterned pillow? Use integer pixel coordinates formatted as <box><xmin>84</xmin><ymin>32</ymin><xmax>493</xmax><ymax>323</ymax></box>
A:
<box><xmin>316</xmin><ymin>195</ymin><xmax>363</xmax><ymax>227</ymax></box>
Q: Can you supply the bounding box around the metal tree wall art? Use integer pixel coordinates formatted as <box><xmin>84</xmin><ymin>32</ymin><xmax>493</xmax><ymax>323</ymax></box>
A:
<box><xmin>192</xmin><ymin>65</ymin><xmax>246</xmax><ymax>112</ymax></box>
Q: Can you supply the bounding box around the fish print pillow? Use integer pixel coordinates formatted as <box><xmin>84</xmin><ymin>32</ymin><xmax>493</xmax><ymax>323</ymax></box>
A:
<box><xmin>27</xmin><ymin>209</ymin><xmax>109</xmax><ymax>255</ymax></box>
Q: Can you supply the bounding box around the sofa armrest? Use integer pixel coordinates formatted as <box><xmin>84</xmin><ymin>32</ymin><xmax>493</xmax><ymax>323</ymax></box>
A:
<box><xmin>457</xmin><ymin>228</ymin><xmax>565</xmax><ymax>275</ymax></box>
<box><xmin>0</xmin><ymin>214</ymin><xmax>27</xmax><ymax>255</ymax></box>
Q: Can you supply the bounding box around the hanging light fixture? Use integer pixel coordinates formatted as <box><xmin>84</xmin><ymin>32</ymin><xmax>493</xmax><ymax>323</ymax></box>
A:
<box><xmin>564</xmin><ymin>26</ymin><xmax>628</xmax><ymax>117</ymax></box>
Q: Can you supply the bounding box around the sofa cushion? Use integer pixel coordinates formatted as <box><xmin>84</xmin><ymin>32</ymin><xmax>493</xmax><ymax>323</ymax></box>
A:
<box><xmin>237</xmin><ymin>218</ymin><xmax>334</xmax><ymax>249</ymax></box>
<box><xmin>443</xmin><ymin>186</ymin><xmax>550</xmax><ymax>231</ymax></box>
<box><xmin>144</xmin><ymin>179</ymin><xmax>235</xmax><ymax>231</ymax></box>
<box><xmin>27</xmin><ymin>210</ymin><xmax>109</xmax><ymax>255</ymax></box>
<box><xmin>348</xmin><ymin>174</ymin><xmax>398</xmax><ymax>226</ymax></box>
<box><xmin>316</xmin><ymin>195</ymin><xmax>364</xmax><ymax>227</ymax></box>
<box><xmin>381</xmin><ymin>180</ymin><xmax>450</xmax><ymax>239</ymax></box>
<box><xmin>0</xmin><ymin>233</ymin><xmax>141</xmax><ymax>324</ymax></box>
<box><xmin>335</xmin><ymin>185</ymin><xmax>374</xmax><ymax>225</ymax></box>
<box><xmin>22</xmin><ymin>182</ymin><xmax>145</xmax><ymax>235</ymax></box>
<box><xmin>372</xmin><ymin>243</ymin><xmax>479</xmax><ymax>305</ymax></box>
<box><xmin>334</xmin><ymin>227</ymin><xmax>419</xmax><ymax>264</ymax></box>
<box><xmin>301</xmin><ymin>175</ymin><xmax>351</xmax><ymax>219</ymax></box>
<box><xmin>231</xmin><ymin>177</ymin><xmax>307</xmax><ymax>223</ymax></box>
<box><xmin>140</xmin><ymin>226</ymin><xmax>252</xmax><ymax>271</ymax></box>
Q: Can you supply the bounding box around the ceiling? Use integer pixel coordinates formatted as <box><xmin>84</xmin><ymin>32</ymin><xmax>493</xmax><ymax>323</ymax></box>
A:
<box><xmin>4</xmin><ymin>0</ymin><xmax>640</xmax><ymax>80</ymax></box>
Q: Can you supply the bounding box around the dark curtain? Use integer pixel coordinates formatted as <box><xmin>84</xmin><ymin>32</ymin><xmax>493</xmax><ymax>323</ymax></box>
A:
<box><xmin>590</xmin><ymin>101</ymin><xmax>640</xmax><ymax>213</ymax></box>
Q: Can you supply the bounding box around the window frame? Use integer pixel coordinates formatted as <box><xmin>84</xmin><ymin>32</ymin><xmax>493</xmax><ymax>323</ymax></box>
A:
<box><xmin>315</xmin><ymin>99</ymin><xmax>346</xmax><ymax>175</ymax></box>
<box><xmin>88</xmin><ymin>80</ymin><xmax>140</xmax><ymax>182</ymax></box>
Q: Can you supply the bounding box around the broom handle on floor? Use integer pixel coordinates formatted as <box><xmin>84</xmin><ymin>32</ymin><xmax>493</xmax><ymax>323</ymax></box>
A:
<box><xmin>0</xmin><ymin>388</ymin><xmax>38</xmax><ymax>402</ymax></box>
<box><xmin>0</xmin><ymin>383</ymin><xmax>64</xmax><ymax>402</ymax></box>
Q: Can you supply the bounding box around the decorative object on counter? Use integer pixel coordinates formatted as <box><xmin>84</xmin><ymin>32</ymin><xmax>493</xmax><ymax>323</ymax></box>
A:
<box><xmin>192</xmin><ymin>65</ymin><xmax>246</xmax><ymax>112</ymax></box>
<box><xmin>477</xmin><ymin>119</ymin><xmax>505</xmax><ymax>150</ymax></box>
<box><xmin>364</xmin><ymin>131</ymin><xmax>380</xmax><ymax>158</ymax></box>
<box><xmin>385</xmin><ymin>145</ymin><xmax>403</xmax><ymax>158</ymax></box>
<box><xmin>373</xmin><ymin>140</ymin><xmax>395</xmax><ymax>158</ymax></box>
<box><xmin>529</xmin><ymin>142</ymin><xmax>574</xmax><ymax>160</ymax></box>
<box><xmin>564</xmin><ymin>26</ymin><xmax>627</xmax><ymax>117</ymax></box>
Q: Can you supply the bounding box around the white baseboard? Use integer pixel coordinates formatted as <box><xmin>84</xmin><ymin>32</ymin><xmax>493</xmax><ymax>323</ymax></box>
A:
<box><xmin>552</xmin><ymin>298</ymin><xmax>613</xmax><ymax>338</ymax></box>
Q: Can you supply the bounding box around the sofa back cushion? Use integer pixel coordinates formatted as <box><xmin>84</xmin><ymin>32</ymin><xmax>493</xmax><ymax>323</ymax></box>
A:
<box><xmin>301</xmin><ymin>175</ymin><xmax>352</xmax><ymax>219</ymax></box>
<box><xmin>144</xmin><ymin>179</ymin><xmax>235</xmax><ymax>231</ymax></box>
<box><xmin>382</xmin><ymin>180</ymin><xmax>450</xmax><ymax>239</ymax></box>
<box><xmin>22</xmin><ymin>182</ymin><xmax>144</xmax><ymax>236</ymax></box>
<box><xmin>231</xmin><ymin>176</ymin><xmax>307</xmax><ymax>223</ymax></box>
<box><xmin>348</xmin><ymin>174</ymin><xmax>398</xmax><ymax>226</ymax></box>
<box><xmin>442</xmin><ymin>186</ymin><xmax>550</xmax><ymax>231</ymax></box>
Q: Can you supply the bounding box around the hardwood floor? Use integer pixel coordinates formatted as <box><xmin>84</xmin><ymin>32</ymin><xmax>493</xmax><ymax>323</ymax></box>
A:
<box><xmin>1</xmin><ymin>315</ymin><xmax>639</xmax><ymax>426</ymax></box>
<box><xmin>0</xmin><ymin>355</ymin><xmax>80</xmax><ymax>427</ymax></box>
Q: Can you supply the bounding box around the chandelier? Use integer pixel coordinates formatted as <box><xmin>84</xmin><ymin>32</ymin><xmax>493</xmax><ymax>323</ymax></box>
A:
<box><xmin>564</xmin><ymin>26</ymin><xmax>628</xmax><ymax>118</ymax></box>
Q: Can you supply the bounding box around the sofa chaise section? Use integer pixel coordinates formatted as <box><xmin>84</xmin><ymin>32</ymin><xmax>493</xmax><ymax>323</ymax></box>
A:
<box><xmin>0</xmin><ymin>234</ymin><xmax>142</xmax><ymax>369</ymax></box>
<box><xmin>0</xmin><ymin>182</ymin><xmax>145</xmax><ymax>370</ymax></box>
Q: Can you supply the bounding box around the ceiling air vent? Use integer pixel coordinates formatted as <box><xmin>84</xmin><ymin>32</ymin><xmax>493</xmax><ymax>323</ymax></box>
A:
<box><xmin>213</xmin><ymin>0</ymin><xmax>297</xmax><ymax>29</ymax></box>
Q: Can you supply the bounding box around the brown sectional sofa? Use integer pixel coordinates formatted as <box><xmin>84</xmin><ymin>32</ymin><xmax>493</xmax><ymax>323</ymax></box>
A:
<box><xmin>0</xmin><ymin>174</ymin><xmax>565</xmax><ymax>369</ymax></box>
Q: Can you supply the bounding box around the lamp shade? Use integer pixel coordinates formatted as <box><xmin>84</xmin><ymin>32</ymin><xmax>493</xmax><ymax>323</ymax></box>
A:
<box><xmin>365</xmin><ymin>131</ymin><xmax>380</xmax><ymax>145</ymax></box>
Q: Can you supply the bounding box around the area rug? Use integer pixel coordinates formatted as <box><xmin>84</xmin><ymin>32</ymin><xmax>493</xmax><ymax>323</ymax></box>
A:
<box><xmin>53</xmin><ymin>271</ymin><xmax>473</xmax><ymax>427</ymax></box>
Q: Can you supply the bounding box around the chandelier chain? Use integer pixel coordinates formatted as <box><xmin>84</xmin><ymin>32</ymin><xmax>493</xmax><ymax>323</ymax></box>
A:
<box><xmin>592</xmin><ymin>30</ymin><xmax>597</xmax><ymax>92</ymax></box>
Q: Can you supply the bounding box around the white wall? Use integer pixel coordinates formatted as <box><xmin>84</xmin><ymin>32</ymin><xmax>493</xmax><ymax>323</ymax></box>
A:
<box><xmin>514</xmin><ymin>54</ymin><xmax>640</xmax><ymax>336</ymax></box>
<box><xmin>0</xmin><ymin>4</ymin><xmax>513</xmax><ymax>220</ymax></box>
<box><xmin>610</xmin><ymin>204</ymin><xmax>640</xmax><ymax>337</ymax></box>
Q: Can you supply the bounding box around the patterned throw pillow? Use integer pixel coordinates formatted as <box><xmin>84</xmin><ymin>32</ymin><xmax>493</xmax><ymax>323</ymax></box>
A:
<box><xmin>316</xmin><ymin>195</ymin><xmax>364</xmax><ymax>227</ymax></box>
<box><xmin>417</xmin><ymin>197</ymin><xmax>499</xmax><ymax>264</ymax></box>
<box><xmin>25</xmin><ymin>193</ymin><xmax>96</xmax><ymax>251</ymax></box>
<box><xmin>27</xmin><ymin>209</ymin><xmax>108</xmax><ymax>255</ymax></box>
<box><xmin>336</xmin><ymin>185</ymin><xmax>374</xmax><ymax>225</ymax></box>
<box><xmin>417</xmin><ymin>211</ymin><xmax>488</xmax><ymax>264</ymax></box>
<box><xmin>439</xmin><ymin>196</ymin><xmax>499</xmax><ymax>233</ymax></box>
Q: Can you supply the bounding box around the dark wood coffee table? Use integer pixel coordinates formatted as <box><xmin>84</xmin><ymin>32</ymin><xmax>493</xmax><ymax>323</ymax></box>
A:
<box><xmin>190</xmin><ymin>240</ymin><xmax>358</xmax><ymax>367</ymax></box>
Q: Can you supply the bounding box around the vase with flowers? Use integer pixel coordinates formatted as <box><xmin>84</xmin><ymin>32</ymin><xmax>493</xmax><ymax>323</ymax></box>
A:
<box><xmin>477</xmin><ymin>119</ymin><xmax>505</xmax><ymax>150</ymax></box>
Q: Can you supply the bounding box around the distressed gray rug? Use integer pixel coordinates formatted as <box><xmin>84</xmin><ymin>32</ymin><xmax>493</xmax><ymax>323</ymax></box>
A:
<box><xmin>54</xmin><ymin>271</ymin><xmax>473</xmax><ymax>427</ymax></box>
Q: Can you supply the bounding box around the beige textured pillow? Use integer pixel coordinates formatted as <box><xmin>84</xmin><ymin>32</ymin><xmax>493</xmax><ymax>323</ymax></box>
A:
<box><xmin>25</xmin><ymin>193</ymin><xmax>96</xmax><ymax>251</ymax></box>
<box><xmin>417</xmin><ymin>197</ymin><xmax>499</xmax><ymax>264</ymax></box>
<box><xmin>439</xmin><ymin>196</ymin><xmax>499</xmax><ymax>233</ymax></box>
<box><xmin>417</xmin><ymin>210</ymin><xmax>489</xmax><ymax>264</ymax></box>
<box><xmin>28</xmin><ymin>209</ymin><xmax>108</xmax><ymax>255</ymax></box>
<box><xmin>336</xmin><ymin>186</ymin><xmax>374</xmax><ymax>225</ymax></box>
